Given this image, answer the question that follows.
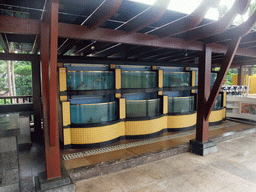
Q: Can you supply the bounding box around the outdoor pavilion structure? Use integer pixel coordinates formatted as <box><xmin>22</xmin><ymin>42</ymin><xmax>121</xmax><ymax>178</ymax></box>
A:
<box><xmin>1</xmin><ymin>0</ymin><xmax>256</xmax><ymax>184</ymax></box>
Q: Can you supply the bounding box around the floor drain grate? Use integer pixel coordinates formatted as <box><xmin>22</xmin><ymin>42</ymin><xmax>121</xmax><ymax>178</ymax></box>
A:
<box><xmin>62</xmin><ymin>122</ymin><xmax>240</xmax><ymax>160</ymax></box>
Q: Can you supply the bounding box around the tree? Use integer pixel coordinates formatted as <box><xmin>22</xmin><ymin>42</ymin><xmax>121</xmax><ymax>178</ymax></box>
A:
<box><xmin>14</xmin><ymin>61</ymin><xmax>32</xmax><ymax>96</ymax></box>
<box><xmin>0</xmin><ymin>60</ymin><xmax>32</xmax><ymax>96</ymax></box>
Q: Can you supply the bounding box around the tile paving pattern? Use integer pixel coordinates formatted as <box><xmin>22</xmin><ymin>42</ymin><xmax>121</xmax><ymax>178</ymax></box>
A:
<box><xmin>18</xmin><ymin>120</ymin><xmax>256</xmax><ymax>191</ymax></box>
<box><xmin>76</xmin><ymin>131</ymin><xmax>256</xmax><ymax>192</ymax></box>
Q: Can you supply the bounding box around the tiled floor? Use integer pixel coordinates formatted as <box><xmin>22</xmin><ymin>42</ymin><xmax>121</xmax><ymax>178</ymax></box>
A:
<box><xmin>76</xmin><ymin>130</ymin><xmax>256</xmax><ymax>192</ymax></box>
<box><xmin>18</xmin><ymin>119</ymin><xmax>256</xmax><ymax>191</ymax></box>
<box><xmin>19</xmin><ymin>143</ymin><xmax>45</xmax><ymax>192</ymax></box>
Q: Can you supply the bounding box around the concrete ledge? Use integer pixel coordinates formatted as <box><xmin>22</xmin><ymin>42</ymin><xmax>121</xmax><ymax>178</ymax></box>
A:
<box><xmin>190</xmin><ymin>139</ymin><xmax>218</xmax><ymax>156</ymax></box>
<box><xmin>68</xmin><ymin>144</ymin><xmax>189</xmax><ymax>182</ymax></box>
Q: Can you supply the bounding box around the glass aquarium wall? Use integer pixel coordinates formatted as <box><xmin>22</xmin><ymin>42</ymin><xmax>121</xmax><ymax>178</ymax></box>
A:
<box><xmin>67</xmin><ymin>71</ymin><xmax>114</xmax><ymax>90</ymax></box>
<box><xmin>70</xmin><ymin>101</ymin><xmax>117</xmax><ymax>125</ymax></box>
<box><xmin>213</xmin><ymin>94</ymin><xmax>222</xmax><ymax>110</ymax></box>
<box><xmin>122</xmin><ymin>71</ymin><xmax>157</xmax><ymax>88</ymax></box>
<box><xmin>211</xmin><ymin>73</ymin><xmax>217</xmax><ymax>87</ymax></box>
<box><xmin>126</xmin><ymin>98</ymin><xmax>160</xmax><ymax>118</ymax></box>
<box><xmin>164</xmin><ymin>72</ymin><xmax>191</xmax><ymax>87</ymax></box>
<box><xmin>195</xmin><ymin>72</ymin><xmax>217</xmax><ymax>87</ymax></box>
<box><xmin>168</xmin><ymin>96</ymin><xmax>195</xmax><ymax>114</ymax></box>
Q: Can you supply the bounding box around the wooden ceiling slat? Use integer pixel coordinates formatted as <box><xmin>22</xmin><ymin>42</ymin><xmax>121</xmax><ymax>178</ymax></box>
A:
<box><xmin>143</xmin><ymin>50</ymin><xmax>181</xmax><ymax>61</ymax></box>
<box><xmin>116</xmin><ymin>0</ymin><xmax>170</xmax><ymax>33</ymax></box>
<box><xmin>239</xmin><ymin>41</ymin><xmax>256</xmax><ymax>48</ymax></box>
<box><xmin>147</xmin><ymin>0</ymin><xmax>220</xmax><ymax>38</ymax></box>
<box><xmin>57</xmin><ymin>0</ymin><xmax>122</xmax><ymax>55</ymax></box>
<box><xmin>176</xmin><ymin>0</ymin><xmax>250</xmax><ymax>41</ymax></box>
<box><xmin>31</xmin><ymin>35</ymin><xmax>40</xmax><ymax>54</ymax></box>
<box><xmin>202</xmin><ymin>11</ymin><xmax>256</xmax><ymax>44</ymax></box>
<box><xmin>57</xmin><ymin>39</ymin><xmax>80</xmax><ymax>55</ymax></box>
<box><xmin>81</xmin><ymin>0</ymin><xmax>122</xmax><ymax>29</ymax></box>
<box><xmin>112</xmin><ymin>46</ymin><xmax>156</xmax><ymax>59</ymax></box>
<box><xmin>81</xmin><ymin>41</ymin><xmax>114</xmax><ymax>56</ymax></box>
<box><xmin>93</xmin><ymin>44</ymin><xmax>134</xmax><ymax>57</ymax></box>
<box><xmin>133</xmin><ymin>48</ymin><xmax>172</xmax><ymax>60</ymax></box>
<box><xmin>155</xmin><ymin>50</ymin><xmax>195</xmax><ymax>62</ymax></box>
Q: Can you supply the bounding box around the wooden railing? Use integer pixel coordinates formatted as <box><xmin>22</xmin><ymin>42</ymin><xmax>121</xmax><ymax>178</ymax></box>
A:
<box><xmin>0</xmin><ymin>95</ymin><xmax>33</xmax><ymax>105</ymax></box>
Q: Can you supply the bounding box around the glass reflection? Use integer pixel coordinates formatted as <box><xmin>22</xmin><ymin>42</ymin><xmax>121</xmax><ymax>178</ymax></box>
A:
<box><xmin>164</xmin><ymin>72</ymin><xmax>190</xmax><ymax>87</ymax></box>
<box><xmin>213</xmin><ymin>94</ymin><xmax>222</xmax><ymax>110</ymax></box>
<box><xmin>70</xmin><ymin>101</ymin><xmax>117</xmax><ymax>124</ymax></box>
<box><xmin>122</xmin><ymin>71</ymin><xmax>157</xmax><ymax>88</ymax></box>
<box><xmin>126</xmin><ymin>98</ymin><xmax>160</xmax><ymax>118</ymax></box>
<box><xmin>67</xmin><ymin>71</ymin><xmax>114</xmax><ymax>90</ymax></box>
<box><xmin>168</xmin><ymin>96</ymin><xmax>195</xmax><ymax>114</ymax></box>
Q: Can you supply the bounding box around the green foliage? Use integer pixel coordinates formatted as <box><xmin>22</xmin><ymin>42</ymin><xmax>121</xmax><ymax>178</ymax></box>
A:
<box><xmin>0</xmin><ymin>60</ymin><xmax>32</xmax><ymax>96</ymax></box>
<box><xmin>215</xmin><ymin>67</ymin><xmax>237</xmax><ymax>85</ymax></box>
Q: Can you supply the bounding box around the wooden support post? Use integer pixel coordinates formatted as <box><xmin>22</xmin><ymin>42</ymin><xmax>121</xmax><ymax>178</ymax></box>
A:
<box><xmin>238</xmin><ymin>66</ymin><xmax>244</xmax><ymax>85</ymax></box>
<box><xmin>40</xmin><ymin>0</ymin><xmax>61</xmax><ymax>180</ymax></box>
<box><xmin>196</xmin><ymin>45</ymin><xmax>212</xmax><ymax>143</ymax></box>
<box><xmin>190</xmin><ymin>45</ymin><xmax>218</xmax><ymax>156</ymax></box>
<box><xmin>31</xmin><ymin>55</ymin><xmax>42</xmax><ymax>137</ymax></box>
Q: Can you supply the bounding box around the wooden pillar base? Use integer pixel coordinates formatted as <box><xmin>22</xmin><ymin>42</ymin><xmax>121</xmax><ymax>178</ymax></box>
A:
<box><xmin>35</xmin><ymin>167</ymin><xmax>74</xmax><ymax>192</ymax></box>
<box><xmin>190</xmin><ymin>139</ymin><xmax>218</xmax><ymax>156</ymax></box>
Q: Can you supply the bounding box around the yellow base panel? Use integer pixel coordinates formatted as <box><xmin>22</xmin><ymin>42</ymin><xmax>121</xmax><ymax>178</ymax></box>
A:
<box><xmin>209</xmin><ymin>109</ymin><xmax>224</xmax><ymax>123</ymax></box>
<box><xmin>167</xmin><ymin>113</ymin><xmax>196</xmax><ymax>129</ymax></box>
<box><xmin>222</xmin><ymin>108</ymin><xmax>226</xmax><ymax>119</ymax></box>
<box><xmin>64</xmin><ymin>110</ymin><xmax>226</xmax><ymax>145</ymax></box>
<box><xmin>70</xmin><ymin>122</ymin><xmax>125</xmax><ymax>144</ymax></box>
<box><xmin>125</xmin><ymin>116</ymin><xmax>167</xmax><ymax>136</ymax></box>
<box><xmin>63</xmin><ymin>128</ymin><xmax>72</xmax><ymax>145</ymax></box>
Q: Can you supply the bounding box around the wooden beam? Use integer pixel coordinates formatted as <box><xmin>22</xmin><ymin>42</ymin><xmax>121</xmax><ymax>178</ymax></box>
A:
<box><xmin>0</xmin><ymin>15</ymin><xmax>40</xmax><ymax>35</ymax></box>
<box><xmin>0</xmin><ymin>53</ymin><xmax>36</xmax><ymax>61</ymax></box>
<box><xmin>0</xmin><ymin>15</ymin><xmax>256</xmax><ymax>57</ymax></box>
<box><xmin>58</xmin><ymin>22</ymin><xmax>256</xmax><ymax>57</ymax></box>
<box><xmin>116</xmin><ymin>0</ymin><xmax>170</xmax><ymax>33</ymax></box>
<box><xmin>205</xmin><ymin>38</ymin><xmax>241</xmax><ymax>120</ymax></box>
<box><xmin>148</xmin><ymin>0</ymin><xmax>220</xmax><ymax>37</ymax></box>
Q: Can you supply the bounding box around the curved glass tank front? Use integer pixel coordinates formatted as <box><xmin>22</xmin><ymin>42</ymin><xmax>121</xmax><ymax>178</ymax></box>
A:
<box><xmin>164</xmin><ymin>72</ymin><xmax>191</xmax><ymax>87</ymax></box>
<box><xmin>67</xmin><ymin>71</ymin><xmax>114</xmax><ymax>90</ymax></box>
<box><xmin>126</xmin><ymin>98</ymin><xmax>160</xmax><ymax>118</ymax></box>
<box><xmin>122</xmin><ymin>71</ymin><xmax>157</xmax><ymax>88</ymax></box>
<box><xmin>213</xmin><ymin>94</ymin><xmax>222</xmax><ymax>110</ymax></box>
<box><xmin>168</xmin><ymin>96</ymin><xmax>195</xmax><ymax>114</ymax></box>
<box><xmin>70</xmin><ymin>101</ymin><xmax>117</xmax><ymax>125</ymax></box>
